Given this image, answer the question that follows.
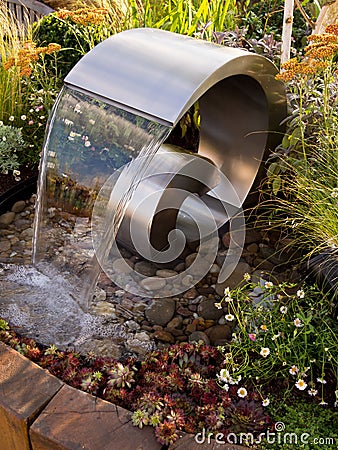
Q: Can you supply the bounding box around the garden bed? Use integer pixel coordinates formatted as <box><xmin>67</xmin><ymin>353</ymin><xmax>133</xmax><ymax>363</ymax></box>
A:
<box><xmin>1</xmin><ymin>2</ymin><xmax>337</xmax><ymax>447</ymax></box>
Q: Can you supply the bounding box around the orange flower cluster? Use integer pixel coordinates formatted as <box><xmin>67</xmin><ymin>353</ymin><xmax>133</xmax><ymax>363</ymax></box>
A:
<box><xmin>325</xmin><ymin>23</ymin><xmax>338</xmax><ymax>36</ymax></box>
<box><xmin>276</xmin><ymin>58</ymin><xmax>317</xmax><ymax>82</ymax></box>
<box><xmin>276</xmin><ymin>23</ymin><xmax>338</xmax><ymax>82</ymax></box>
<box><xmin>56</xmin><ymin>8</ymin><xmax>108</xmax><ymax>26</ymax></box>
<box><xmin>305</xmin><ymin>32</ymin><xmax>338</xmax><ymax>59</ymax></box>
<box><xmin>4</xmin><ymin>41</ymin><xmax>61</xmax><ymax>77</ymax></box>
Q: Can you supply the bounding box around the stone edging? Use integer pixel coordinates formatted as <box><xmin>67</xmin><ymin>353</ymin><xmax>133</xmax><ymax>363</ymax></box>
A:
<box><xmin>0</xmin><ymin>342</ymin><xmax>246</xmax><ymax>450</ymax></box>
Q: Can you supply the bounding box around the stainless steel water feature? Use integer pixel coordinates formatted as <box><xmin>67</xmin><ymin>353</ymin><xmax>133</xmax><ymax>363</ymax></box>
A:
<box><xmin>32</xmin><ymin>28</ymin><xmax>286</xmax><ymax>308</ymax></box>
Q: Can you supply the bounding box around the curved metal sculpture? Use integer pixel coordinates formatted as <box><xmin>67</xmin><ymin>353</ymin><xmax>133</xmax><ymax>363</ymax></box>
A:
<box><xmin>33</xmin><ymin>28</ymin><xmax>286</xmax><ymax>306</ymax></box>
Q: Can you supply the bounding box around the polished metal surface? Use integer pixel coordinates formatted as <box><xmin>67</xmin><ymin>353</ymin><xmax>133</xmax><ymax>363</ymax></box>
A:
<box><xmin>114</xmin><ymin>144</ymin><xmax>219</xmax><ymax>252</ymax></box>
<box><xmin>65</xmin><ymin>28</ymin><xmax>285</xmax><ymax>128</ymax></box>
<box><xmin>65</xmin><ymin>27</ymin><xmax>287</xmax><ymax>253</ymax></box>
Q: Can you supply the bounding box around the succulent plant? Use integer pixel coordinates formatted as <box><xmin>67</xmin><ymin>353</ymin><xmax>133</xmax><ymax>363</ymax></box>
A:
<box><xmin>132</xmin><ymin>409</ymin><xmax>150</xmax><ymax>428</ymax></box>
<box><xmin>155</xmin><ymin>420</ymin><xmax>179</xmax><ymax>446</ymax></box>
<box><xmin>107</xmin><ymin>362</ymin><xmax>136</xmax><ymax>388</ymax></box>
<box><xmin>226</xmin><ymin>399</ymin><xmax>270</xmax><ymax>433</ymax></box>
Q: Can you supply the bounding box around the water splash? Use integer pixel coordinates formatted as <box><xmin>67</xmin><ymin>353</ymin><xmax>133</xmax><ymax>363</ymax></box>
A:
<box><xmin>0</xmin><ymin>263</ymin><xmax>153</xmax><ymax>355</ymax></box>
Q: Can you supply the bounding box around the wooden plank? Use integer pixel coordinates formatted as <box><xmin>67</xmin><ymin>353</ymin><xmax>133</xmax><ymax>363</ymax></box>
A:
<box><xmin>16</xmin><ymin>4</ymin><xmax>23</xmax><ymax>24</ymax></box>
<box><xmin>5</xmin><ymin>0</ymin><xmax>53</xmax><ymax>33</ymax></box>
<box><xmin>30</xmin><ymin>384</ymin><xmax>161</xmax><ymax>450</ymax></box>
<box><xmin>0</xmin><ymin>342</ymin><xmax>63</xmax><ymax>450</ymax></box>
<box><xmin>6</xmin><ymin>0</ymin><xmax>53</xmax><ymax>16</ymax></box>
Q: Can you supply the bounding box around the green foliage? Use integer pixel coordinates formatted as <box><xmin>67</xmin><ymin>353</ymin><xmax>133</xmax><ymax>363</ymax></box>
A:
<box><xmin>263</xmin><ymin>28</ymin><xmax>338</xmax><ymax>257</ymax></box>
<box><xmin>0</xmin><ymin>4</ymin><xmax>60</xmax><ymax>168</ymax></box>
<box><xmin>0</xmin><ymin>123</ymin><xmax>26</xmax><ymax>175</ymax></box>
<box><xmin>160</xmin><ymin>0</ymin><xmax>238</xmax><ymax>38</ymax></box>
<box><xmin>217</xmin><ymin>277</ymin><xmax>337</xmax><ymax>406</ymax></box>
<box><xmin>261</xmin><ymin>400</ymin><xmax>338</xmax><ymax>449</ymax></box>
<box><xmin>242</xmin><ymin>0</ymin><xmax>311</xmax><ymax>51</ymax></box>
<box><xmin>0</xmin><ymin>3</ymin><xmax>28</xmax><ymax>124</ymax></box>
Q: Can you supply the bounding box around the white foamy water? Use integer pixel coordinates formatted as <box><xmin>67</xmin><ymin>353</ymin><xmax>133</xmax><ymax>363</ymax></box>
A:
<box><xmin>0</xmin><ymin>263</ymin><xmax>138</xmax><ymax>355</ymax></box>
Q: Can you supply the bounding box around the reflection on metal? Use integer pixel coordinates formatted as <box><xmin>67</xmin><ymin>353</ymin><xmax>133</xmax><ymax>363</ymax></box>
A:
<box><xmin>115</xmin><ymin>144</ymin><xmax>220</xmax><ymax>252</ymax></box>
<box><xmin>66</xmin><ymin>28</ymin><xmax>286</xmax><ymax>253</ymax></box>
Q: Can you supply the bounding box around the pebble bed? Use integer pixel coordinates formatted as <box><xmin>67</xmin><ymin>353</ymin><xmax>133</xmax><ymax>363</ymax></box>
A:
<box><xmin>0</xmin><ymin>195</ymin><xmax>302</xmax><ymax>359</ymax></box>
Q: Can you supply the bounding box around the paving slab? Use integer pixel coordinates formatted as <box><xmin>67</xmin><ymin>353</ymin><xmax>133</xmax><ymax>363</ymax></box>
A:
<box><xmin>0</xmin><ymin>341</ymin><xmax>63</xmax><ymax>450</ymax></box>
<box><xmin>30</xmin><ymin>383</ymin><xmax>161</xmax><ymax>450</ymax></box>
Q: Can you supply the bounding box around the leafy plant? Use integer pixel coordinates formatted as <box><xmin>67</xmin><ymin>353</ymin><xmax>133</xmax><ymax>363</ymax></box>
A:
<box><xmin>241</xmin><ymin>0</ymin><xmax>312</xmax><ymax>51</ymax></box>
<box><xmin>260</xmin><ymin>400</ymin><xmax>338</xmax><ymax>449</ymax></box>
<box><xmin>216</xmin><ymin>276</ymin><xmax>337</xmax><ymax>407</ymax></box>
<box><xmin>0</xmin><ymin>319</ymin><xmax>9</xmax><ymax>331</ymax></box>
<box><xmin>0</xmin><ymin>3</ymin><xmax>29</xmax><ymax>124</ymax></box>
<box><xmin>2</xmin><ymin>38</ymin><xmax>61</xmax><ymax>167</ymax></box>
<box><xmin>158</xmin><ymin>0</ymin><xmax>238</xmax><ymax>39</ymax></box>
<box><xmin>0</xmin><ymin>123</ymin><xmax>26</xmax><ymax>176</ymax></box>
<box><xmin>261</xmin><ymin>24</ymin><xmax>338</xmax><ymax>259</ymax></box>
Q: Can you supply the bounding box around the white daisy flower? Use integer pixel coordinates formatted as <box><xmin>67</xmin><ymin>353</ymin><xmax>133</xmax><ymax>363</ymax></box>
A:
<box><xmin>260</xmin><ymin>347</ymin><xmax>270</xmax><ymax>358</ymax></box>
<box><xmin>295</xmin><ymin>379</ymin><xmax>307</xmax><ymax>390</ymax></box>
<box><xmin>237</xmin><ymin>387</ymin><xmax>247</xmax><ymax>398</ymax></box>
<box><xmin>289</xmin><ymin>365</ymin><xmax>299</xmax><ymax>376</ymax></box>
<box><xmin>294</xmin><ymin>318</ymin><xmax>303</xmax><ymax>327</ymax></box>
<box><xmin>225</xmin><ymin>314</ymin><xmax>235</xmax><ymax>321</ymax></box>
<box><xmin>308</xmin><ymin>388</ymin><xmax>318</xmax><ymax>396</ymax></box>
<box><xmin>296</xmin><ymin>289</ymin><xmax>305</xmax><ymax>298</ymax></box>
<box><xmin>331</xmin><ymin>188</ymin><xmax>338</xmax><ymax>198</ymax></box>
<box><xmin>217</xmin><ymin>369</ymin><xmax>231</xmax><ymax>383</ymax></box>
<box><xmin>262</xmin><ymin>398</ymin><xmax>270</xmax><ymax>407</ymax></box>
<box><xmin>280</xmin><ymin>306</ymin><xmax>288</xmax><ymax>314</ymax></box>
<box><xmin>264</xmin><ymin>281</ymin><xmax>273</xmax><ymax>289</ymax></box>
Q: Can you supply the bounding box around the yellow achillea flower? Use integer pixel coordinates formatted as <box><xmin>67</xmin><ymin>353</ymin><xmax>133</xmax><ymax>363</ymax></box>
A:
<box><xmin>46</xmin><ymin>43</ymin><xmax>62</xmax><ymax>54</ymax></box>
<box><xmin>305</xmin><ymin>43</ymin><xmax>338</xmax><ymax>59</ymax></box>
<box><xmin>325</xmin><ymin>23</ymin><xmax>338</xmax><ymax>36</ymax></box>
<box><xmin>307</xmin><ymin>33</ymin><xmax>338</xmax><ymax>44</ymax></box>
<box><xmin>276</xmin><ymin>23</ymin><xmax>338</xmax><ymax>82</ymax></box>
<box><xmin>3</xmin><ymin>41</ymin><xmax>61</xmax><ymax>77</ymax></box>
<box><xmin>56</xmin><ymin>8</ymin><xmax>108</xmax><ymax>26</ymax></box>
<box><xmin>276</xmin><ymin>58</ymin><xmax>316</xmax><ymax>82</ymax></box>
